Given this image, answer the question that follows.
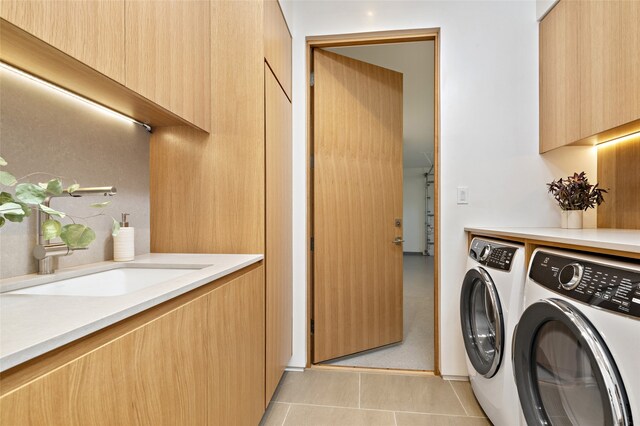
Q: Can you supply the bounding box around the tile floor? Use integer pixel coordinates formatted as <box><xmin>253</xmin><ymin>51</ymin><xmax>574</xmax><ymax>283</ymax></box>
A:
<box><xmin>261</xmin><ymin>369</ymin><xmax>491</xmax><ymax>426</ymax></box>
<box><xmin>325</xmin><ymin>255</ymin><xmax>434</xmax><ymax>371</ymax></box>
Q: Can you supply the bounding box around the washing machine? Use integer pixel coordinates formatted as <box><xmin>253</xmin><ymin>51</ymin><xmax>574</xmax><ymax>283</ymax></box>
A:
<box><xmin>460</xmin><ymin>238</ymin><xmax>526</xmax><ymax>426</ymax></box>
<box><xmin>513</xmin><ymin>248</ymin><xmax>639</xmax><ymax>425</ymax></box>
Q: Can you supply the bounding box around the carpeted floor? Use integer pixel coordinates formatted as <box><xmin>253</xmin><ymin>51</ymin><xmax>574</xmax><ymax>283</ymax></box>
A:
<box><xmin>324</xmin><ymin>255</ymin><xmax>435</xmax><ymax>371</ymax></box>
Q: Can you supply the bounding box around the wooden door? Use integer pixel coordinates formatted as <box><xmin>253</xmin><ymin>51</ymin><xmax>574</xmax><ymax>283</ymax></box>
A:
<box><xmin>265</xmin><ymin>63</ymin><xmax>293</xmax><ymax>404</ymax></box>
<box><xmin>313</xmin><ymin>49</ymin><xmax>404</xmax><ymax>363</ymax></box>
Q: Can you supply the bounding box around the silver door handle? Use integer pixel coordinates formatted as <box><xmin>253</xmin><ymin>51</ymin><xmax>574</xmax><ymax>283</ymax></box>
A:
<box><xmin>393</xmin><ymin>237</ymin><xmax>404</xmax><ymax>245</ymax></box>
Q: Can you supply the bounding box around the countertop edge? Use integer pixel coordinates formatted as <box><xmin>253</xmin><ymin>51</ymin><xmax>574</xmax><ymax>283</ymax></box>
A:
<box><xmin>0</xmin><ymin>254</ymin><xmax>263</xmax><ymax>372</ymax></box>
<box><xmin>464</xmin><ymin>227</ymin><xmax>640</xmax><ymax>254</ymax></box>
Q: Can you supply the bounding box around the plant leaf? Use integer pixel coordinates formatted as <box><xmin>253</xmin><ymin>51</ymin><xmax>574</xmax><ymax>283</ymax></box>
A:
<box><xmin>60</xmin><ymin>224</ymin><xmax>96</xmax><ymax>248</ymax></box>
<box><xmin>0</xmin><ymin>192</ymin><xmax>14</xmax><ymax>204</ymax></box>
<box><xmin>0</xmin><ymin>216</ymin><xmax>5</xmax><ymax>227</ymax></box>
<box><xmin>90</xmin><ymin>201</ymin><xmax>110</xmax><ymax>208</ymax></box>
<box><xmin>45</xmin><ymin>179</ymin><xmax>63</xmax><ymax>195</ymax></box>
<box><xmin>42</xmin><ymin>219</ymin><xmax>62</xmax><ymax>240</ymax></box>
<box><xmin>0</xmin><ymin>202</ymin><xmax>26</xmax><ymax>215</ymax></box>
<box><xmin>15</xmin><ymin>183</ymin><xmax>47</xmax><ymax>204</ymax></box>
<box><xmin>67</xmin><ymin>183</ymin><xmax>80</xmax><ymax>194</ymax></box>
<box><xmin>39</xmin><ymin>204</ymin><xmax>66</xmax><ymax>218</ymax></box>
<box><xmin>112</xmin><ymin>218</ymin><xmax>121</xmax><ymax>236</ymax></box>
<box><xmin>5</xmin><ymin>213</ymin><xmax>24</xmax><ymax>222</ymax></box>
<box><xmin>0</xmin><ymin>156</ymin><xmax>7</xmax><ymax>166</ymax></box>
<box><xmin>0</xmin><ymin>171</ymin><xmax>17</xmax><ymax>186</ymax></box>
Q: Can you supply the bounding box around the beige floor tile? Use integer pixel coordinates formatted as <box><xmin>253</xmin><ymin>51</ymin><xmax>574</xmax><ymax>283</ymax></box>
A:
<box><xmin>395</xmin><ymin>412</ymin><xmax>492</xmax><ymax>426</ymax></box>
<box><xmin>283</xmin><ymin>404</ymin><xmax>396</xmax><ymax>426</ymax></box>
<box><xmin>260</xmin><ymin>402</ymin><xmax>290</xmax><ymax>426</ymax></box>
<box><xmin>449</xmin><ymin>381</ymin><xmax>487</xmax><ymax>417</ymax></box>
<box><xmin>360</xmin><ymin>373</ymin><xmax>466</xmax><ymax>415</ymax></box>
<box><xmin>272</xmin><ymin>370</ymin><xmax>360</xmax><ymax>408</ymax></box>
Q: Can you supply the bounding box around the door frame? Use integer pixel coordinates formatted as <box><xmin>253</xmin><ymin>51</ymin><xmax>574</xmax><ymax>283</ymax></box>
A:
<box><xmin>305</xmin><ymin>28</ymin><xmax>442</xmax><ymax>375</ymax></box>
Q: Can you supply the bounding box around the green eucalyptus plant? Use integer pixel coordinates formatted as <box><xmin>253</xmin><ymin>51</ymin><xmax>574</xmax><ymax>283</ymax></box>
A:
<box><xmin>547</xmin><ymin>172</ymin><xmax>607</xmax><ymax>211</ymax></box>
<box><xmin>0</xmin><ymin>156</ymin><xmax>120</xmax><ymax>248</ymax></box>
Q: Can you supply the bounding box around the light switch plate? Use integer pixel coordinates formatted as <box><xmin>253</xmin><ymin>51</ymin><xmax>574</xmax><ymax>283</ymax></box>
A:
<box><xmin>457</xmin><ymin>186</ymin><xmax>469</xmax><ymax>204</ymax></box>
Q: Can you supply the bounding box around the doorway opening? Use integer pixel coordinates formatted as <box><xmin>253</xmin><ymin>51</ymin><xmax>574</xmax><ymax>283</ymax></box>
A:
<box><xmin>306</xmin><ymin>29</ymin><xmax>440</xmax><ymax>374</ymax></box>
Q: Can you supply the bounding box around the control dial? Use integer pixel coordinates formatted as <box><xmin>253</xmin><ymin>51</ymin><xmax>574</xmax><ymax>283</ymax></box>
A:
<box><xmin>559</xmin><ymin>262</ymin><xmax>584</xmax><ymax>290</ymax></box>
<box><xmin>479</xmin><ymin>245</ymin><xmax>492</xmax><ymax>261</ymax></box>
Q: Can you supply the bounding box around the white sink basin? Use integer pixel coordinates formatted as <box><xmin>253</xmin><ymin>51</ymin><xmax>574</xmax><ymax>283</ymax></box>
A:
<box><xmin>9</xmin><ymin>268</ymin><xmax>200</xmax><ymax>297</ymax></box>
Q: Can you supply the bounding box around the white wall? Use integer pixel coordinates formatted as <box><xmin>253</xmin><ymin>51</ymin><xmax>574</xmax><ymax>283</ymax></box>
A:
<box><xmin>289</xmin><ymin>0</ymin><xmax>597</xmax><ymax>375</ymax></box>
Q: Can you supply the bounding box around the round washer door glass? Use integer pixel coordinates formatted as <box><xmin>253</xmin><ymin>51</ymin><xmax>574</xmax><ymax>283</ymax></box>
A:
<box><xmin>460</xmin><ymin>268</ymin><xmax>503</xmax><ymax>378</ymax></box>
<box><xmin>513</xmin><ymin>299</ymin><xmax>632</xmax><ymax>426</ymax></box>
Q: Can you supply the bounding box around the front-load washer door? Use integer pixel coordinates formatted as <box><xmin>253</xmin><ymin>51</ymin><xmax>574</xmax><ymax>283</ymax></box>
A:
<box><xmin>513</xmin><ymin>299</ymin><xmax>632</xmax><ymax>426</ymax></box>
<box><xmin>460</xmin><ymin>267</ymin><xmax>504</xmax><ymax>378</ymax></box>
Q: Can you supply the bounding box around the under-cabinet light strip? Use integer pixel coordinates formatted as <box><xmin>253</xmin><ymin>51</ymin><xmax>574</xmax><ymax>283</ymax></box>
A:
<box><xmin>0</xmin><ymin>61</ymin><xmax>151</xmax><ymax>132</ymax></box>
<box><xmin>595</xmin><ymin>130</ymin><xmax>640</xmax><ymax>149</ymax></box>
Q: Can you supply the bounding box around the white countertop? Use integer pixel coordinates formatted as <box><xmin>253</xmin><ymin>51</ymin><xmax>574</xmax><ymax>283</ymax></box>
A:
<box><xmin>464</xmin><ymin>227</ymin><xmax>640</xmax><ymax>254</ymax></box>
<box><xmin>0</xmin><ymin>253</ymin><xmax>263</xmax><ymax>372</ymax></box>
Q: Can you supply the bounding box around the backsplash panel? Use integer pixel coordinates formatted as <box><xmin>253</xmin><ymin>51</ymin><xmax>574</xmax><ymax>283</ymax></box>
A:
<box><xmin>597</xmin><ymin>135</ymin><xmax>640</xmax><ymax>229</ymax></box>
<box><xmin>0</xmin><ymin>68</ymin><xmax>150</xmax><ymax>278</ymax></box>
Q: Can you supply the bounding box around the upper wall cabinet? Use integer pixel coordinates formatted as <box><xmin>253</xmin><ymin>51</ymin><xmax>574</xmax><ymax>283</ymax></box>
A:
<box><xmin>0</xmin><ymin>0</ymin><xmax>126</xmax><ymax>83</ymax></box>
<box><xmin>539</xmin><ymin>0</ymin><xmax>640</xmax><ymax>153</ymax></box>
<box><xmin>579</xmin><ymin>0</ymin><xmax>640</xmax><ymax>138</ymax></box>
<box><xmin>539</xmin><ymin>0</ymin><xmax>580</xmax><ymax>153</ymax></box>
<box><xmin>264</xmin><ymin>0</ymin><xmax>292</xmax><ymax>100</ymax></box>
<box><xmin>125</xmin><ymin>0</ymin><xmax>211</xmax><ymax>132</ymax></box>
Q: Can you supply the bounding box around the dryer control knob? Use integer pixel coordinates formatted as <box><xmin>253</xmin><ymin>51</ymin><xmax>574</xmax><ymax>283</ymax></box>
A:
<box><xmin>559</xmin><ymin>263</ymin><xmax>584</xmax><ymax>290</ymax></box>
<box><xmin>479</xmin><ymin>245</ymin><xmax>491</xmax><ymax>261</ymax></box>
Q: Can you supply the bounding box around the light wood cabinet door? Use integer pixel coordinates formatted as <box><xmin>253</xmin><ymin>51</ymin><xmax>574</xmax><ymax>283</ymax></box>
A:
<box><xmin>264</xmin><ymin>0</ymin><xmax>292</xmax><ymax>100</ymax></box>
<box><xmin>0</xmin><ymin>265</ymin><xmax>265</xmax><ymax>426</ymax></box>
<box><xmin>125</xmin><ymin>0</ymin><xmax>211</xmax><ymax>132</ymax></box>
<box><xmin>209</xmin><ymin>265</ymin><xmax>266</xmax><ymax>426</ymax></box>
<box><xmin>265</xmin><ymin>64</ymin><xmax>293</xmax><ymax>404</ymax></box>
<box><xmin>0</xmin><ymin>0</ymin><xmax>125</xmax><ymax>83</ymax></box>
<box><xmin>579</xmin><ymin>0</ymin><xmax>640</xmax><ymax>138</ymax></box>
<box><xmin>539</xmin><ymin>0</ymin><xmax>580</xmax><ymax>153</ymax></box>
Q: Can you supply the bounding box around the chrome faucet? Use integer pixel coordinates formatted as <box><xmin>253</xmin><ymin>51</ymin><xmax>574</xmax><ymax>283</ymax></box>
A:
<box><xmin>34</xmin><ymin>186</ymin><xmax>117</xmax><ymax>274</ymax></box>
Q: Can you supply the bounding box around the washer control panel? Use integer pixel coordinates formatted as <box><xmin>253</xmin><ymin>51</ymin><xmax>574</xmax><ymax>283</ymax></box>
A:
<box><xmin>469</xmin><ymin>239</ymin><xmax>518</xmax><ymax>272</ymax></box>
<box><xmin>530</xmin><ymin>251</ymin><xmax>640</xmax><ymax>319</ymax></box>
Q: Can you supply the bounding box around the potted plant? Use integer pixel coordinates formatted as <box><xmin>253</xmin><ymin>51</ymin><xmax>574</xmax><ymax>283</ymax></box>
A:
<box><xmin>547</xmin><ymin>172</ymin><xmax>606</xmax><ymax>229</ymax></box>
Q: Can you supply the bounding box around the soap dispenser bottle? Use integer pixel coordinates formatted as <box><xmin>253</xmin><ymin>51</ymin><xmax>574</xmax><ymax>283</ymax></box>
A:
<box><xmin>114</xmin><ymin>213</ymin><xmax>135</xmax><ymax>261</ymax></box>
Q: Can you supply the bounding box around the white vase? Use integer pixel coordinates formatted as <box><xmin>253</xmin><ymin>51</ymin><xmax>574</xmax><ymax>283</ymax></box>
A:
<box><xmin>561</xmin><ymin>210</ymin><xmax>583</xmax><ymax>229</ymax></box>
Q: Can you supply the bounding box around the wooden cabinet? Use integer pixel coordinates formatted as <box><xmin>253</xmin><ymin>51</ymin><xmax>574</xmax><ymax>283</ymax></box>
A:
<box><xmin>265</xmin><ymin>64</ymin><xmax>293</xmax><ymax>405</ymax></box>
<box><xmin>0</xmin><ymin>0</ymin><xmax>125</xmax><ymax>83</ymax></box>
<box><xmin>0</xmin><ymin>264</ymin><xmax>265</xmax><ymax>426</ymax></box>
<box><xmin>539</xmin><ymin>0</ymin><xmax>640</xmax><ymax>152</ymax></box>
<box><xmin>579</xmin><ymin>0</ymin><xmax>640</xmax><ymax>138</ymax></box>
<box><xmin>539</xmin><ymin>0</ymin><xmax>580</xmax><ymax>153</ymax></box>
<box><xmin>150</xmin><ymin>0</ymin><xmax>265</xmax><ymax>254</ymax></box>
<box><xmin>264</xmin><ymin>0</ymin><xmax>292</xmax><ymax>100</ymax></box>
<box><xmin>125</xmin><ymin>0</ymin><xmax>211</xmax><ymax>132</ymax></box>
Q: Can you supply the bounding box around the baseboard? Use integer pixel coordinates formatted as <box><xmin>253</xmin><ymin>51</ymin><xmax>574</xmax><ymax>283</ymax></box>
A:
<box><xmin>441</xmin><ymin>375</ymin><xmax>469</xmax><ymax>381</ymax></box>
<box><xmin>403</xmin><ymin>251</ymin><xmax>424</xmax><ymax>256</ymax></box>
<box><xmin>285</xmin><ymin>366</ymin><xmax>305</xmax><ymax>372</ymax></box>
